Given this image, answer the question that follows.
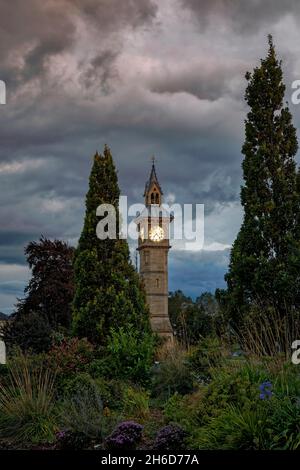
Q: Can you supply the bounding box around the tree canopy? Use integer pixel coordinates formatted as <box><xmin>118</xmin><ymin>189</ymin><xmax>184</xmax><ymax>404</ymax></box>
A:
<box><xmin>218</xmin><ymin>36</ymin><xmax>300</xmax><ymax>326</ymax></box>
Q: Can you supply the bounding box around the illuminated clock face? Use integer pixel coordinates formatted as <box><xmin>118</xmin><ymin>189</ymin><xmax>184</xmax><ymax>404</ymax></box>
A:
<box><xmin>149</xmin><ymin>226</ymin><xmax>164</xmax><ymax>242</ymax></box>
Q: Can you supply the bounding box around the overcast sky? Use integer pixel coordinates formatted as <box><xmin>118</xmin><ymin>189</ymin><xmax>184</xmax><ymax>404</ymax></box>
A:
<box><xmin>1</xmin><ymin>0</ymin><xmax>300</xmax><ymax>313</ymax></box>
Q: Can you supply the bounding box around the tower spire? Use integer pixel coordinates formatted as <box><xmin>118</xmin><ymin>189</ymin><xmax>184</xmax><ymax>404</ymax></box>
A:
<box><xmin>143</xmin><ymin>157</ymin><xmax>163</xmax><ymax>205</ymax></box>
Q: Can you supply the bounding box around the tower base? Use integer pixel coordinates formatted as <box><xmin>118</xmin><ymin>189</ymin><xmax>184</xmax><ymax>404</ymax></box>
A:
<box><xmin>150</xmin><ymin>315</ymin><xmax>174</xmax><ymax>341</ymax></box>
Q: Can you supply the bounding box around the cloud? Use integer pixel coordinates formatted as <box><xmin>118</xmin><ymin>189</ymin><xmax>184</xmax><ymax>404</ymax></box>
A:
<box><xmin>1</xmin><ymin>0</ymin><xmax>300</xmax><ymax>311</ymax></box>
<box><xmin>180</xmin><ymin>0</ymin><xmax>300</xmax><ymax>35</ymax></box>
<box><xmin>0</xmin><ymin>159</ymin><xmax>45</xmax><ymax>175</ymax></box>
<box><xmin>148</xmin><ymin>60</ymin><xmax>246</xmax><ymax>101</ymax></box>
<box><xmin>0</xmin><ymin>0</ymin><xmax>157</xmax><ymax>88</ymax></box>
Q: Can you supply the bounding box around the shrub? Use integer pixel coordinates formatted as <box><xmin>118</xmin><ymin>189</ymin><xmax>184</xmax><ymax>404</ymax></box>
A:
<box><xmin>153</xmin><ymin>424</ymin><xmax>187</xmax><ymax>451</ymax></box>
<box><xmin>59</xmin><ymin>380</ymin><xmax>106</xmax><ymax>442</ymax></box>
<box><xmin>104</xmin><ymin>421</ymin><xmax>143</xmax><ymax>450</ymax></box>
<box><xmin>151</xmin><ymin>344</ymin><xmax>194</xmax><ymax>401</ymax></box>
<box><xmin>195</xmin><ymin>404</ymin><xmax>272</xmax><ymax>450</ymax></box>
<box><xmin>106</xmin><ymin>325</ymin><xmax>155</xmax><ymax>385</ymax></box>
<box><xmin>46</xmin><ymin>337</ymin><xmax>94</xmax><ymax>377</ymax></box>
<box><xmin>202</xmin><ymin>360</ymin><xmax>269</xmax><ymax>415</ymax></box>
<box><xmin>55</xmin><ymin>429</ymin><xmax>90</xmax><ymax>450</ymax></box>
<box><xmin>269</xmin><ymin>397</ymin><xmax>300</xmax><ymax>449</ymax></box>
<box><xmin>2</xmin><ymin>312</ymin><xmax>52</xmax><ymax>354</ymax></box>
<box><xmin>164</xmin><ymin>389</ymin><xmax>207</xmax><ymax>431</ymax></box>
<box><xmin>182</xmin><ymin>358</ymin><xmax>300</xmax><ymax>450</ymax></box>
<box><xmin>187</xmin><ymin>336</ymin><xmax>227</xmax><ymax>381</ymax></box>
<box><xmin>45</xmin><ymin>337</ymin><xmax>95</xmax><ymax>395</ymax></box>
<box><xmin>122</xmin><ymin>385</ymin><xmax>150</xmax><ymax>420</ymax></box>
<box><xmin>59</xmin><ymin>372</ymin><xmax>97</xmax><ymax>398</ymax></box>
<box><xmin>0</xmin><ymin>354</ymin><xmax>57</xmax><ymax>444</ymax></box>
<box><xmin>94</xmin><ymin>378</ymin><xmax>126</xmax><ymax>410</ymax></box>
<box><xmin>88</xmin><ymin>356</ymin><xmax>112</xmax><ymax>379</ymax></box>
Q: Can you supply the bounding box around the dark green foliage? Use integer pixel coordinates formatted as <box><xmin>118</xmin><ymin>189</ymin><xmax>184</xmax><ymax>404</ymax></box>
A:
<box><xmin>59</xmin><ymin>380</ymin><xmax>105</xmax><ymax>442</ymax></box>
<box><xmin>222</xmin><ymin>36</ymin><xmax>300</xmax><ymax>326</ymax></box>
<box><xmin>72</xmin><ymin>146</ymin><xmax>151</xmax><ymax>344</ymax></box>
<box><xmin>187</xmin><ymin>336</ymin><xmax>226</xmax><ymax>381</ymax></box>
<box><xmin>151</xmin><ymin>347</ymin><xmax>194</xmax><ymax>400</ymax></box>
<box><xmin>45</xmin><ymin>337</ymin><xmax>95</xmax><ymax>395</ymax></box>
<box><xmin>269</xmin><ymin>398</ymin><xmax>300</xmax><ymax>449</ymax></box>
<box><xmin>153</xmin><ymin>424</ymin><xmax>187</xmax><ymax>451</ymax></box>
<box><xmin>2</xmin><ymin>312</ymin><xmax>52</xmax><ymax>354</ymax></box>
<box><xmin>163</xmin><ymin>357</ymin><xmax>300</xmax><ymax>450</ymax></box>
<box><xmin>0</xmin><ymin>354</ymin><xmax>57</xmax><ymax>445</ymax></box>
<box><xmin>169</xmin><ymin>291</ymin><xmax>217</xmax><ymax>346</ymax></box>
<box><xmin>2</xmin><ymin>237</ymin><xmax>74</xmax><ymax>353</ymax></box>
<box><xmin>99</xmin><ymin>325</ymin><xmax>155</xmax><ymax>385</ymax></box>
<box><xmin>17</xmin><ymin>237</ymin><xmax>74</xmax><ymax>329</ymax></box>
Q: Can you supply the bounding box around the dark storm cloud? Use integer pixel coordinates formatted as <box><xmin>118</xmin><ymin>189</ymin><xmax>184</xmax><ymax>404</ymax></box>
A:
<box><xmin>181</xmin><ymin>0</ymin><xmax>300</xmax><ymax>35</ymax></box>
<box><xmin>1</xmin><ymin>0</ymin><xmax>300</xmax><ymax>312</ymax></box>
<box><xmin>148</xmin><ymin>61</ymin><xmax>245</xmax><ymax>101</ymax></box>
<box><xmin>0</xmin><ymin>0</ymin><xmax>157</xmax><ymax>88</ymax></box>
<box><xmin>81</xmin><ymin>50</ymin><xmax>119</xmax><ymax>93</ymax></box>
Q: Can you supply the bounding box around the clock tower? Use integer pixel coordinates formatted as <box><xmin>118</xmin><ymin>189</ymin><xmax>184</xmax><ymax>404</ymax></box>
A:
<box><xmin>135</xmin><ymin>159</ymin><xmax>173</xmax><ymax>340</ymax></box>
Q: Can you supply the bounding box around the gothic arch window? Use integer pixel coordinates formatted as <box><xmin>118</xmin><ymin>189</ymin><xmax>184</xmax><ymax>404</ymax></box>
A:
<box><xmin>156</xmin><ymin>278</ymin><xmax>160</xmax><ymax>288</ymax></box>
<box><xmin>155</xmin><ymin>193</ymin><xmax>159</xmax><ymax>204</ymax></box>
<box><xmin>151</xmin><ymin>193</ymin><xmax>155</xmax><ymax>204</ymax></box>
<box><xmin>159</xmin><ymin>211</ymin><xmax>162</xmax><ymax>227</ymax></box>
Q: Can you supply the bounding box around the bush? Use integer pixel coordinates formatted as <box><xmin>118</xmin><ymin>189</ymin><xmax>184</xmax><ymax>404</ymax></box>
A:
<box><xmin>106</xmin><ymin>325</ymin><xmax>155</xmax><ymax>385</ymax></box>
<box><xmin>195</xmin><ymin>404</ymin><xmax>272</xmax><ymax>450</ymax></box>
<box><xmin>46</xmin><ymin>337</ymin><xmax>94</xmax><ymax>377</ymax></box>
<box><xmin>55</xmin><ymin>429</ymin><xmax>90</xmax><ymax>450</ymax></box>
<box><xmin>164</xmin><ymin>389</ymin><xmax>207</xmax><ymax>432</ymax></box>
<box><xmin>59</xmin><ymin>380</ymin><xmax>106</xmax><ymax>442</ymax></box>
<box><xmin>104</xmin><ymin>421</ymin><xmax>143</xmax><ymax>450</ymax></box>
<box><xmin>88</xmin><ymin>356</ymin><xmax>112</xmax><ymax>379</ymax></box>
<box><xmin>46</xmin><ymin>337</ymin><xmax>95</xmax><ymax>395</ymax></box>
<box><xmin>95</xmin><ymin>378</ymin><xmax>127</xmax><ymax>410</ymax></box>
<box><xmin>2</xmin><ymin>312</ymin><xmax>52</xmax><ymax>354</ymax></box>
<box><xmin>187</xmin><ymin>336</ymin><xmax>227</xmax><ymax>381</ymax></box>
<box><xmin>153</xmin><ymin>424</ymin><xmax>187</xmax><ymax>451</ymax></box>
<box><xmin>0</xmin><ymin>354</ymin><xmax>57</xmax><ymax>444</ymax></box>
<box><xmin>151</xmin><ymin>345</ymin><xmax>194</xmax><ymax>401</ymax></box>
<box><xmin>269</xmin><ymin>397</ymin><xmax>300</xmax><ymax>450</ymax></box>
<box><xmin>183</xmin><ymin>358</ymin><xmax>300</xmax><ymax>450</ymax></box>
<box><xmin>202</xmin><ymin>360</ymin><xmax>268</xmax><ymax>415</ymax></box>
<box><xmin>122</xmin><ymin>385</ymin><xmax>150</xmax><ymax>421</ymax></box>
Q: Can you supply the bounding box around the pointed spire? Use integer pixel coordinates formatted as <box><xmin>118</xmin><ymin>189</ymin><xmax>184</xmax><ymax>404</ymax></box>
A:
<box><xmin>143</xmin><ymin>156</ymin><xmax>163</xmax><ymax>197</ymax></box>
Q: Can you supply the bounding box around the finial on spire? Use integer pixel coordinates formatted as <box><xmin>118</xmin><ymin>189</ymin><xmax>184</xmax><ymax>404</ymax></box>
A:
<box><xmin>151</xmin><ymin>155</ymin><xmax>156</xmax><ymax>164</ymax></box>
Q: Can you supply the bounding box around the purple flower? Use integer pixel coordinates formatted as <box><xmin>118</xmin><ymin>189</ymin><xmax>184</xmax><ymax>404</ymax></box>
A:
<box><xmin>259</xmin><ymin>381</ymin><xmax>273</xmax><ymax>400</ymax></box>
<box><xmin>104</xmin><ymin>421</ymin><xmax>143</xmax><ymax>450</ymax></box>
<box><xmin>153</xmin><ymin>425</ymin><xmax>187</xmax><ymax>451</ymax></box>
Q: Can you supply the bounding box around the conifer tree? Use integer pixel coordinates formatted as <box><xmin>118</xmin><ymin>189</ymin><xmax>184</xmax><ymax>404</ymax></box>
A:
<box><xmin>220</xmin><ymin>36</ymin><xmax>300</xmax><ymax>325</ymax></box>
<box><xmin>72</xmin><ymin>145</ymin><xmax>151</xmax><ymax>343</ymax></box>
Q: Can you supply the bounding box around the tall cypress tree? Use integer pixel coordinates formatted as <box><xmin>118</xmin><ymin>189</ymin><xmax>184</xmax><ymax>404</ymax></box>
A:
<box><xmin>72</xmin><ymin>145</ymin><xmax>151</xmax><ymax>343</ymax></box>
<box><xmin>220</xmin><ymin>36</ymin><xmax>300</xmax><ymax>325</ymax></box>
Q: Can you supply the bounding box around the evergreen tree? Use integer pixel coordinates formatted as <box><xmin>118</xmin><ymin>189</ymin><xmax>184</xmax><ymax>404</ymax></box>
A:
<box><xmin>220</xmin><ymin>36</ymin><xmax>300</xmax><ymax>325</ymax></box>
<box><xmin>72</xmin><ymin>145</ymin><xmax>151</xmax><ymax>344</ymax></box>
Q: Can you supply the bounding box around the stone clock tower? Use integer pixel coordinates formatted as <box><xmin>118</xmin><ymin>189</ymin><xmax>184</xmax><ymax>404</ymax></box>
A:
<box><xmin>135</xmin><ymin>159</ymin><xmax>173</xmax><ymax>340</ymax></box>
